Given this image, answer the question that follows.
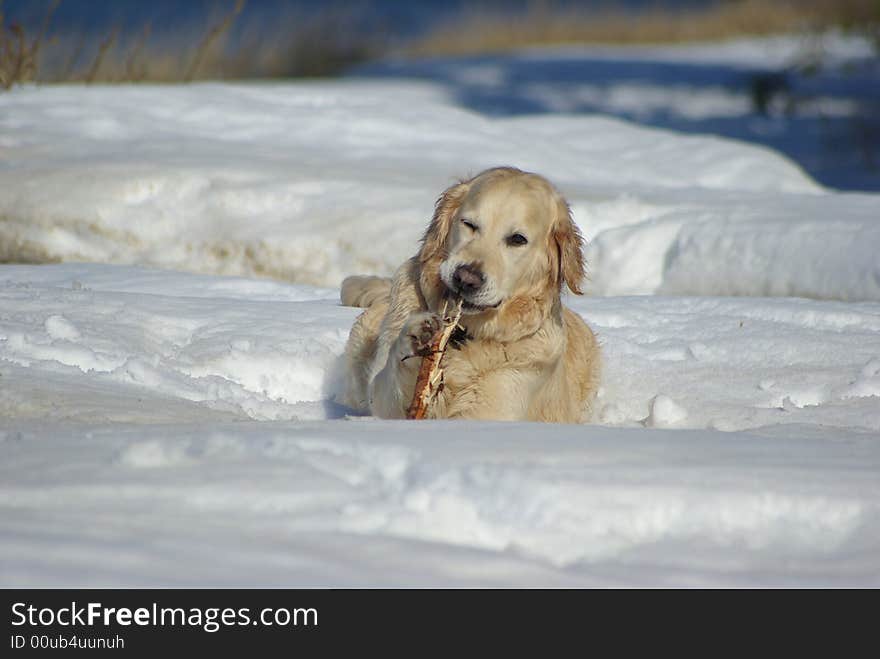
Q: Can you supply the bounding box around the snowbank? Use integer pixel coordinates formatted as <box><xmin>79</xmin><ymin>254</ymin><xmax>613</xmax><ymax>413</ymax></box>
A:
<box><xmin>3</xmin><ymin>264</ymin><xmax>879</xmax><ymax>432</ymax></box>
<box><xmin>2</xmin><ymin>77</ymin><xmax>878</xmax><ymax>301</ymax></box>
<box><xmin>1</xmin><ymin>264</ymin><xmax>879</xmax><ymax>586</ymax></box>
<box><xmin>4</xmin><ymin>418</ymin><xmax>878</xmax><ymax>587</ymax></box>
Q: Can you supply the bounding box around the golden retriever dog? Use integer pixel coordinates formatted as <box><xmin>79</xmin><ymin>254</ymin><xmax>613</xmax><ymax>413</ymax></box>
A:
<box><xmin>340</xmin><ymin>167</ymin><xmax>600</xmax><ymax>422</ymax></box>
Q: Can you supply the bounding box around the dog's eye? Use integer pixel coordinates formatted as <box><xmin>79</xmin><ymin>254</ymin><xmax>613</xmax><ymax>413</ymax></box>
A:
<box><xmin>461</xmin><ymin>219</ymin><xmax>478</xmax><ymax>232</ymax></box>
<box><xmin>506</xmin><ymin>233</ymin><xmax>528</xmax><ymax>247</ymax></box>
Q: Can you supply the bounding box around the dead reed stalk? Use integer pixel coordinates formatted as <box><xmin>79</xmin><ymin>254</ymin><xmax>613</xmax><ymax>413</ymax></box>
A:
<box><xmin>185</xmin><ymin>0</ymin><xmax>245</xmax><ymax>82</ymax></box>
<box><xmin>0</xmin><ymin>0</ymin><xmax>59</xmax><ymax>89</ymax></box>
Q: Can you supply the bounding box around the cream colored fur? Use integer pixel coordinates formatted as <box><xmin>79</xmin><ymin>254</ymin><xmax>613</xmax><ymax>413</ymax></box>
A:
<box><xmin>341</xmin><ymin>167</ymin><xmax>600</xmax><ymax>423</ymax></box>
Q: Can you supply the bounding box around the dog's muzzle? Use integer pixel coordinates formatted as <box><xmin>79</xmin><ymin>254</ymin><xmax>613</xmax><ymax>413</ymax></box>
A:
<box><xmin>452</xmin><ymin>263</ymin><xmax>485</xmax><ymax>295</ymax></box>
<box><xmin>442</xmin><ymin>264</ymin><xmax>502</xmax><ymax>314</ymax></box>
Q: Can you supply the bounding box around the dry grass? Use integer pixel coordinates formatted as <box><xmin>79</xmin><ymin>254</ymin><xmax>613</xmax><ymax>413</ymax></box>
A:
<box><xmin>4</xmin><ymin>0</ymin><xmax>380</xmax><ymax>87</ymax></box>
<box><xmin>406</xmin><ymin>0</ymin><xmax>880</xmax><ymax>57</ymax></box>
<box><xmin>0</xmin><ymin>0</ymin><xmax>58</xmax><ymax>89</ymax></box>
<box><xmin>2</xmin><ymin>0</ymin><xmax>879</xmax><ymax>89</ymax></box>
<box><xmin>75</xmin><ymin>1</ymin><xmax>378</xmax><ymax>83</ymax></box>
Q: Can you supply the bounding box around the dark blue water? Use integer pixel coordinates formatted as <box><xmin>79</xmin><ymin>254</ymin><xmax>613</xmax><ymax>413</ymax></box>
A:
<box><xmin>5</xmin><ymin>0</ymin><xmax>712</xmax><ymax>40</ymax></box>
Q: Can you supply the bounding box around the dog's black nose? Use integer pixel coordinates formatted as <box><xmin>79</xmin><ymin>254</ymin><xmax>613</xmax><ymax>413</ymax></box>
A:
<box><xmin>453</xmin><ymin>263</ymin><xmax>485</xmax><ymax>294</ymax></box>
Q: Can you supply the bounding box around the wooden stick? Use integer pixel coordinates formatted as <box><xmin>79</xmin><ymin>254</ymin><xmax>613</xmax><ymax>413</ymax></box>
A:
<box><xmin>406</xmin><ymin>301</ymin><xmax>462</xmax><ymax>420</ymax></box>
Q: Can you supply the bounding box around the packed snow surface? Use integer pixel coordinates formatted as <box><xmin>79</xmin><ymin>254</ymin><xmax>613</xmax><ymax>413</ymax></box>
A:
<box><xmin>1</xmin><ymin>264</ymin><xmax>879</xmax><ymax>586</ymax></box>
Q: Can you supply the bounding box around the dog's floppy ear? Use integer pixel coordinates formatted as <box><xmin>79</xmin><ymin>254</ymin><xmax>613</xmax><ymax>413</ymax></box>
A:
<box><xmin>552</xmin><ymin>196</ymin><xmax>586</xmax><ymax>295</ymax></box>
<box><xmin>420</xmin><ymin>179</ymin><xmax>470</xmax><ymax>263</ymax></box>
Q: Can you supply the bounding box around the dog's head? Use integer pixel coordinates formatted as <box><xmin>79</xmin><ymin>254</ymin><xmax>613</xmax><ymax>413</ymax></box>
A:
<box><xmin>418</xmin><ymin>167</ymin><xmax>585</xmax><ymax>337</ymax></box>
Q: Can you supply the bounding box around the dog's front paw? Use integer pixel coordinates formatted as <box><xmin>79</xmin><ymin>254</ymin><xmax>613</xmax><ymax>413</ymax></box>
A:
<box><xmin>397</xmin><ymin>312</ymin><xmax>443</xmax><ymax>364</ymax></box>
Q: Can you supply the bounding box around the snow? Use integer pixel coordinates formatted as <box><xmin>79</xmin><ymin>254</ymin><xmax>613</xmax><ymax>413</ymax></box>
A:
<box><xmin>1</xmin><ymin>34</ymin><xmax>879</xmax><ymax>586</ymax></box>
<box><xmin>1</xmin><ymin>264</ymin><xmax>879</xmax><ymax>586</ymax></box>
<box><xmin>2</xmin><ymin>69</ymin><xmax>878</xmax><ymax>302</ymax></box>
<box><xmin>362</xmin><ymin>31</ymin><xmax>880</xmax><ymax>192</ymax></box>
<box><xmin>514</xmin><ymin>32</ymin><xmax>878</xmax><ymax>70</ymax></box>
<box><xmin>645</xmin><ymin>395</ymin><xmax>688</xmax><ymax>428</ymax></box>
<box><xmin>0</xmin><ymin>265</ymin><xmax>348</xmax><ymax>423</ymax></box>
